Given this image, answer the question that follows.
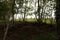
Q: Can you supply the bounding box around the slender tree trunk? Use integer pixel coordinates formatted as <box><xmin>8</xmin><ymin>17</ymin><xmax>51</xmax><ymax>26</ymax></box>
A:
<box><xmin>3</xmin><ymin>15</ymin><xmax>9</xmax><ymax>40</ymax></box>
<box><xmin>35</xmin><ymin>2</ymin><xmax>38</xmax><ymax>21</ymax></box>
<box><xmin>23</xmin><ymin>8</ymin><xmax>26</xmax><ymax>21</ymax></box>
<box><xmin>3</xmin><ymin>0</ymin><xmax>9</xmax><ymax>40</ymax></box>
<box><xmin>38</xmin><ymin>0</ymin><xmax>40</xmax><ymax>19</ymax></box>
<box><xmin>11</xmin><ymin>0</ymin><xmax>15</xmax><ymax>24</ymax></box>
<box><xmin>35</xmin><ymin>12</ymin><xmax>37</xmax><ymax>21</ymax></box>
<box><xmin>37</xmin><ymin>0</ymin><xmax>41</xmax><ymax>22</ymax></box>
<box><xmin>23</xmin><ymin>0</ymin><xmax>26</xmax><ymax>22</ymax></box>
<box><xmin>56</xmin><ymin>0</ymin><xmax>60</xmax><ymax>40</ymax></box>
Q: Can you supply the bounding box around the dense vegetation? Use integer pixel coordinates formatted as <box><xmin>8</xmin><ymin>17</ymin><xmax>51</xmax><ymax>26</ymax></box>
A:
<box><xmin>0</xmin><ymin>0</ymin><xmax>58</xmax><ymax>40</ymax></box>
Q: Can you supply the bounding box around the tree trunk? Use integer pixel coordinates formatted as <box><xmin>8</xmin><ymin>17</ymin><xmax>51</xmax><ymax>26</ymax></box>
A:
<box><xmin>3</xmin><ymin>15</ymin><xmax>9</xmax><ymax>40</ymax></box>
<box><xmin>11</xmin><ymin>0</ymin><xmax>15</xmax><ymax>24</ymax></box>
<box><xmin>56</xmin><ymin>0</ymin><xmax>60</xmax><ymax>40</ymax></box>
<box><xmin>35</xmin><ymin>2</ymin><xmax>38</xmax><ymax>21</ymax></box>
<box><xmin>23</xmin><ymin>8</ymin><xmax>26</xmax><ymax>21</ymax></box>
<box><xmin>35</xmin><ymin>12</ymin><xmax>38</xmax><ymax>21</ymax></box>
<box><xmin>23</xmin><ymin>0</ymin><xmax>26</xmax><ymax>22</ymax></box>
<box><xmin>3</xmin><ymin>0</ymin><xmax>10</xmax><ymax>40</ymax></box>
<box><xmin>37</xmin><ymin>0</ymin><xmax>41</xmax><ymax>22</ymax></box>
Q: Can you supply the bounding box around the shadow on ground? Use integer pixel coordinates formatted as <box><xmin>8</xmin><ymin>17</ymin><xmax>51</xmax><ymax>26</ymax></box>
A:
<box><xmin>0</xmin><ymin>22</ymin><xmax>57</xmax><ymax>40</ymax></box>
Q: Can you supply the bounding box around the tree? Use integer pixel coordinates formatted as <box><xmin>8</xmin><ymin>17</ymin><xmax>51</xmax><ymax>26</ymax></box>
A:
<box><xmin>0</xmin><ymin>1</ymin><xmax>9</xmax><ymax>20</ymax></box>
<box><xmin>37</xmin><ymin>0</ymin><xmax>41</xmax><ymax>22</ymax></box>
<box><xmin>56</xmin><ymin>0</ymin><xmax>60</xmax><ymax>40</ymax></box>
<box><xmin>23</xmin><ymin>0</ymin><xmax>26</xmax><ymax>21</ymax></box>
<box><xmin>1</xmin><ymin>0</ymin><xmax>10</xmax><ymax>40</ymax></box>
<box><xmin>11</xmin><ymin>0</ymin><xmax>15</xmax><ymax>23</ymax></box>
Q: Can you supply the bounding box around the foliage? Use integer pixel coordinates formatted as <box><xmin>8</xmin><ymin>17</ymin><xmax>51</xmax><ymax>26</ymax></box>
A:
<box><xmin>0</xmin><ymin>0</ymin><xmax>56</xmax><ymax>23</ymax></box>
<box><xmin>0</xmin><ymin>1</ymin><xmax>9</xmax><ymax>16</ymax></box>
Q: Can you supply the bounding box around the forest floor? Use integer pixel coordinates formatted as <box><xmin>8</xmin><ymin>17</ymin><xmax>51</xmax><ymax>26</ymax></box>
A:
<box><xmin>0</xmin><ymin>22</ymin><xmax>57</xmax><ymax>40</ymax></box>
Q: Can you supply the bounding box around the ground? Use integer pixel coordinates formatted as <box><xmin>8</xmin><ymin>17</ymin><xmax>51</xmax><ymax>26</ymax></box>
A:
<box><xmin>0</xmin><ymin>22</ymin><xmax>57</xmax><ymax>40</ymax></box>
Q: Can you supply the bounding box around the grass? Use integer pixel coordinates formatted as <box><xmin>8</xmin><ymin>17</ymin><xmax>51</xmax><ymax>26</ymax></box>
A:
<box><xmin>42</xmin><ymin>18</ymin><xmax>56</xmax><ymax>24</ymax></box>
<box><xmin>0</xmin><ymin>18</ymin><xmax>56</xmax><ymax>24</ymax></box>
<box><xmin>25</xmin><ymin>18</ymin><xmax>37</xmax><ymax>22</ymax></box>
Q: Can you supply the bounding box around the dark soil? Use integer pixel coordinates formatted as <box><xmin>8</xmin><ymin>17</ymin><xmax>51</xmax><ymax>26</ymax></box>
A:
<box><xmin>0</xmin><ymin>22</ymin><xmax>57</xmax><ymax>40</ymax></box>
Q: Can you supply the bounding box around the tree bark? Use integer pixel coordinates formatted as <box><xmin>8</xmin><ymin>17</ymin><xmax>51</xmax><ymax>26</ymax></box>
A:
<box><xmin>11</xmin><ymin>0</ymin><xmax>15</xmax><ymax>24</ymax></box>
<box><xmin>23</xmin><ymin>0</ymin><xmax>26</xmax><ymax>22</ymax></box>
<box><xmin>56</xmin><ymin>0</ymin><xmax>60</xmax><ymax>40</ymax></box>
<box><xmin>37</xmin><ymin>0</ymin><xmax>41</xmax><ymax>22</ymax></box>
<box><xmin>23</xmin><ymin>7</ymin><xmax>26</xmax><ymax>21</ymax></box>
<box><xmin>3</xmin><ymin>15</ymin><xmax>9</xmax><ymax>40</ymax></box>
